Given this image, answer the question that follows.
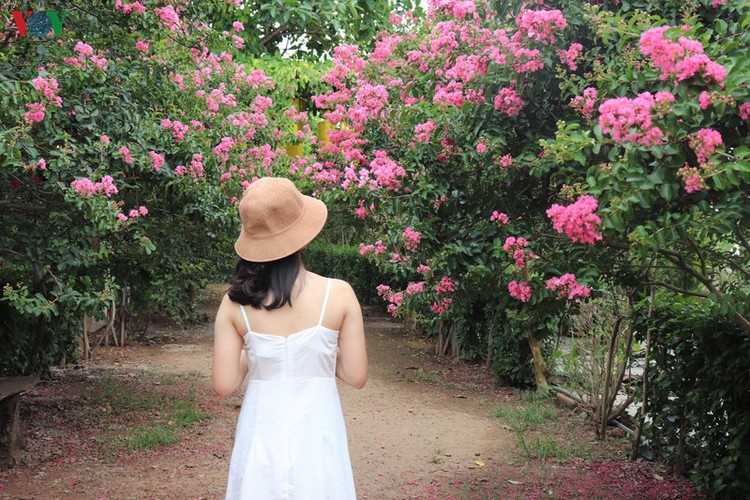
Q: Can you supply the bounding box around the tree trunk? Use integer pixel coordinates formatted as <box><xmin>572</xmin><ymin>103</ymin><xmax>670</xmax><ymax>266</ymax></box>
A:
<box><xmin>527</xmin><ymin>333</ymin><xmax>549</xmax><ymax>390</ymax></box>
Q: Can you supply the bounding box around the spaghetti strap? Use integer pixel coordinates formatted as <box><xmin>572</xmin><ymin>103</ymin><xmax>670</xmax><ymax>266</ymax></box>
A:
<box><xmin>318</xmin><ymin>278</ymin><xmax>332</xmax><ymax>327</ymax></box>
<box><xmin>239</xmin><ymin>304</ymin><xmax>251</xmax><ymax>333</ymax></box>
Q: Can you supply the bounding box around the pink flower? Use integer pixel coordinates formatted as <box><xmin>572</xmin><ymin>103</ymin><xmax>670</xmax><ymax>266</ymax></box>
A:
<box><xmin>739</xmin><ymin>103</ymin><xmax>750</xmax><ymax>120</ymax></box>
<box><xmin>514</xmin><ymin>9</ymin><xmax>568</xmax><ymax>45</ymax></box>
<box><xmin>678</xmin><ymin>164</ymin><xmax>705</xmax><ymax>193</ymax></box>
<box><xmin>405</xmin><ymin>282</ymin><xmax>425</xmax><ymax>295</ymax></box>
<box><xmin>689</xmin><ymin>128</ymin><xmax>722</xmax><ymax>164</ymax></box>
<box><xmin>117</xmin><ymin>213</ymin><xmax>129</xmax><ymax>222</ymax></box>
<box><xmin>129</xmin><ymin>209</ymin><xmax>140</xmax><ymax>218</ymax></box>
<box><xmin>570</xmin><ymin>87</ymin><xmax>597</xmax><ymax>119</ymax></box>
<box><xmin>431</xmin><ymin>297</ymin><xmax>453</xmax><ymax>315</ymax></box>
<box><xmin>119</xmin><ymin>146</ymin><xmax>134</xmax><ymax>165</ymax></box>
<box><xmin>135</xmin><ymin>40</ymin><xmax>149</xmax><ymax>52</ymax></box>
<box><xmin>499</xmin><ymin>155</ymin><xmax>513</xmax><ymax>168</ymax></box>
<box><xmin>414</xmin><ymin>121</ymin><xmax>437</xmax><ymax>144</ymax></box>
<box><xmin>640</xmin><ymin>26</ymin><xmax>727</xmax><ymax>85</ymax></box>
<box><xmin>546</xmin><ymin>195</ymin><xmax>603</xmax><ymax>245</ymax></box>
<box><xmin>598</xmin><ymin>92</ymin><xmax>667</xmax><ymax>146</ymax></box>
<box><xmin>546</xmin><ymin>273</ymin><xmax>591</xmax><ymax>302</ymax></box>
<box><xmin>149</xmin><ymin>151</ymin><xmax>165</xmax><ymax>172</ymax></box>
<box><xmin>100</xmin><ymin>134</ymin><xmax>111</xmax><ymax>144</ymax></box>
<box><xmin>491</xmin><ymin>211</ymin><xmax>509</xmax><ymax>224</ymax></box>
<box><xmin>24</xmin><ymin>102</ymin><xmax>46</xmax><ymax>123</ymax></box>
<box><xmin>155</xmin><ymin>5</ymin><xmax>181</xmax><ymax>32</ymax></box>
<box><xmin>476</xmin><ymin>143</ymin><xmax>487</xmax><ymax>153</ymax></box>
<box><xmin>74</xmin><ymin>42</ymin><xmax>94</xmax><ymax>57</ymax></box>
<box><xmin>417</xmin><ymin>264</ymin><xmax>431</xmax><ymax>275</ymax></box>
<box><xmin>508</xmin><ymin>280</ymin><xmax>532</xmax><ymax>302</ymax></box>
<box><xmin>402</xmin><ymin>227</ymin><xmax>422</xmax><ymax>251</ymax></box>
<box><xmin>494</xmin><ymin>88</ymin><xmax>525</xmax><ymax>117</ymax></box>
<box><xmin>233</xmin><ymin>21</ymin><xmax>244</xmax><ymax>32</ymax></box>
<box><xmin>435</xmin><ymin>276</ymin><xmax>458</xmax><ymax>294</ymax></box>
<box><xmin>138</xmin><ymin>206</ymin><xmax>148</xmax><ymax>216</ymax></box>
<box><xmin>359</xmin><ymin>240</ymin><xmax>387</xmax><ymax>256</ymax></box>
<box><xmin>558</xmin><ymin>43</ymin><xmax>583</xmax><ymax>71</ymax></box>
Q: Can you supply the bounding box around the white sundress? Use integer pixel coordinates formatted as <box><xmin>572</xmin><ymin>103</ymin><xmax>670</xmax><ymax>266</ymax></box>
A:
<box><xmin>225</xmin><ymin>278</ymin><xmax>357</xmax><ymax>500</ymax></box>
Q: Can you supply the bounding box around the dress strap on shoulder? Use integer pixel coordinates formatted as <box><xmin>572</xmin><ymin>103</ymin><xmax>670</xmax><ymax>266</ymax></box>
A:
<box><xmin>318</xmin><ymin>278</ymin><xmax>332</xmax><ymax>327</ymax></box>
<box><xmin>239</xmin><ymin>304</ymin><xmax>252</xmax><ymax>333</ymax></box>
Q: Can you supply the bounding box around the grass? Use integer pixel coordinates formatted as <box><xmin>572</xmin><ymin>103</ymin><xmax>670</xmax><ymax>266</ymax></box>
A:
<box><xmin>404</xmin><ymin>368</ymin><xmax>441</xmax><ymax>383</ymax></box>
<box><xmin>492</xmin><ymin>397</ymin><xmax>557</xmax><ymax>432</ymax></box>
<box><xmin>80</xmin><ymin>374</ymin><xmax>212</xmax><ymax>455</ymax></box>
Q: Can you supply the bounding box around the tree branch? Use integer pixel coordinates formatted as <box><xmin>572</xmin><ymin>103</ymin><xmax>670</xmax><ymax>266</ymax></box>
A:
<box><xmin>646</xmin><ymin>280</ymin><xmax>709</xmax><ymax>298</ymax></box>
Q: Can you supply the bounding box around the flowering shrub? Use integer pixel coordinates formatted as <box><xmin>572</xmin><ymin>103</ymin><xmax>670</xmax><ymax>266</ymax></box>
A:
<box><xmin>0</xmin><ymin>1</ymin><xmax>302</xmax><ymax>375</ymax></box>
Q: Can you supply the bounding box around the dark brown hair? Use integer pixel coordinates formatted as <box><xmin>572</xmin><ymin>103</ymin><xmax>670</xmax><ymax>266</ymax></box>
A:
<box><xmin>227</xmin><ymin>252</ymin><xmax>302</xmax><ymax>309</ymax></box>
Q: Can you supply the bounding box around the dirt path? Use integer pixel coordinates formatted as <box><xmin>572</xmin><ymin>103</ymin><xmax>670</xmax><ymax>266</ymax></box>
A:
<box><xmin>0</xmin><ymin>298</ymin><xmax>698</xmax><ymax>499</ymax></box>
<box><xmin>0</xmin><ymin>304</ymin><xmax>518</xmax><ymax>499</ymax></box>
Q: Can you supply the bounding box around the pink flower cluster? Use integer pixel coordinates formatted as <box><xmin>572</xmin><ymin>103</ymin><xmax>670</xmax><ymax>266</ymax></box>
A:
<box><xmin>740</xmin><ymin>103</ymin><xmax>750</xmax><ymax>120</ymax></box>
<box><xmin>639</xmin><ymin>26</ymin><xmax>727</xmax><ymax>85</ymax></box>
<box><xmin>514</xmin><ymin>9</ymin><xmax>568</xmax><ymax>45</ymax></box>
<box><xmin>435</xmin><ymin>276</ymin><xmax>458</xmax><ymax>294</ymax></box>
<box><xmin>678</xmin><ymin>163</ymin><xmax>706</xmax><ymax>193</ymax></box>
<box><xmin>155</xmin><ymin>5</ymin><xmax>182</xmax><ymax>32</ymax></box>
<box><xmin>115</xmin><ymin>0</ymin><xmax>146</xmax><ymax>14</ymax></box>
<box><xmin>414</xmin><ymin>121</ymin><xmax>438</xmax><ymax>144</ymax></box>
<box><xmin>546</xmin><ymin>273</ymin><xmax>591</xmax><ymax>302</ymax></box>
<box><xmin>117</xmin><ymin>205</ymin><xmax>149</xmax><ymax>222</ymax></box>
<box><xmin>175</xmin><ymin>153</ymin><xmax>205</xmax><ymax>179</ymax></box>
<box><xmin>360</xmin><ymin>240</ymin><xmax>387</xmax><ymax>256</ymax></box>
<box><xmin>149</xmin><ymin>151</ymin><xmax>165</xmax><ymax>172</ymax></box>
<box><xmin>214</xmin><ymin>136</ymin><xmax>235</xmax><ymax>164</ymax></box>
<box><xmin>64</xmin><ymin>42</ymin><xmax>109</xmax><ymax>70</ymax></box>
<box><xmin>558</xmin><ymin>43</ymin><xmax>583</xmax><ymax>71</ymax></box>
<box><xmin>368</xmin><ymin>151</ymin><xmax>407</xmax><ymax>191</ymax></box>
<box><xmin>405</xmin><ymin>281</ymin><xmax>425</xmax><ymax>295</ymax></box>
<box><xmin>135</xmin><ymin>41</ymin><xmax>149</xmax><ymax>53</ymax></box>
<box><xmin>598</xmin><ymin>92</ymin><xmax>668</xmax><ymax>145</ymax></box>
<box><xmin>508</xmin><ymin>280</ymin><xmax>532</xmax><ymax>302</ymax></box>
<box><xmin>32</xmin><ymin>75</ymin><xmax>62</xmax><ymax>108</ymax></box>
<box><xmin>119</xmin><ymin>146</ymin><xmax>134</xmax><ymax>165</ymax></box>
<box><xmin>431</xmin><ymin>297</ymin><xmax>453</xmax><ymax>315</ymax></box>
<box><xmin>376</xmin><ymin>284</ymin><xmax>404</xmax><ymax>317</ymax></box>
<box><xmin>402</xmin><ymin>227</ymin><xmax>422</xmax><ymax>251</ymax></box>
<box><xmin>24</xmin><ymin>103</ymin><xmax>46</xmax><ymax>123</ymax></box>
<box><xmin>494</xmin><ymin>88</ymin><xmax>525</xmax><ymax>117</ymax></box>
<box><xmin>546</xmin><ymin>195</ymin><xmax>603</xmax><ymax>245</ymax></box>
<box><xmin>570</xmin><ymin>87</ymin><xmax>597</xmax><ymax>119</ymax></box>
<box><xmin>355</xmin><ymin>200</ymin><xmax>374</xmax><ymax>219</ymax></box>
<box><xmin>689</xmin><ymin>128</ymin><xmax>722</xmax><ymax>164</ymax></box>
<box><xmin>71</xmin><ymin>175</ymin><xmax>118</xmax><ymax>197</ymax></box>
<box><xmin>503</xmin><ymin>236</ymin><xmax>535</xmax><ymax>269</ymax></box>
<box><xmin>491</xmin><ymin>211</ymin><xmax>509</xmax><ymax>224</ymax></box>
<box><xmin>161</xmin><ymin>118</ymin><xmax>191</xmax><ymax>143</ymax></box>
<box><xmin>499</xmin><ymin>155</ymin><xmax>513</xmax><ymax>168</ymax></box>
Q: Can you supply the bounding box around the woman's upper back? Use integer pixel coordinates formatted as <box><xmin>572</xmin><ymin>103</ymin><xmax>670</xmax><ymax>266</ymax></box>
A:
<box><xmin>232</xmin><ymin>271</ymin><xmax>346</xmax><ymax>337</ymax></box>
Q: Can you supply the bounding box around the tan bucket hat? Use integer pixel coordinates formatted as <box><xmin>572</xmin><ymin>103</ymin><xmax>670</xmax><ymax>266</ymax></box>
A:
<box><xmin>234</xmin><ymin>177</ymin><xmax>327</xmax><ymax>262</ymax></box>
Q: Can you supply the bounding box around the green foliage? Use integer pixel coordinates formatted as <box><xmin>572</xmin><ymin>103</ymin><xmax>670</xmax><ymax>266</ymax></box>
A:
<box><xmin>636</xmin><ymin>292</ymin><xmax>750</xmax><ymax>497</ymax></box>
<box><xmin>0</xmin><ymin>1</ymin><xmax>301</xmax><ymax>375</ymax></box>
<box><xmin>301</xmin><ymin>240</ymin><xmax>386</xmax><ymax>304</ymax></box>
<box><xmin>200</xmin><ymin>0</ymin><xmax>419</xmax><ymax>59</ymax></box>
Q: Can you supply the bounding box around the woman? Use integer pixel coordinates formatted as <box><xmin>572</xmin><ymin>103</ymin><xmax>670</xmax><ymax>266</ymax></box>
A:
<box><xmin>212</xmin><ymin>177</ymin><xmax>368</xmax><ymax>499</ymax></box>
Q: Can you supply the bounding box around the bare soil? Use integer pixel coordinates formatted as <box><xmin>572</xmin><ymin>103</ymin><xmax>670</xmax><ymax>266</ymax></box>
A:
<box><xmin>0</xmin><ymin>287</ymin><xmax>699</xmax><ymax>499</ymax></box>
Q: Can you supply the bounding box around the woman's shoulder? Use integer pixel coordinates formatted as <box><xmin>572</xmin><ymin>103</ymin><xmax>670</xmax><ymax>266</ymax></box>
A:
<box><xmin>305</xmin><ymin>272</ymin><xmax>356</xmax><ymax>297</ymax></box>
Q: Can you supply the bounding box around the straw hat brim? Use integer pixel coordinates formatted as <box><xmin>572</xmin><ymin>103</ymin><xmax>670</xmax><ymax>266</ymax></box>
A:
<box><xmin>234</xmin><ymin>195</ymin><xmax>327</xmax><ymax>263</ymax></box>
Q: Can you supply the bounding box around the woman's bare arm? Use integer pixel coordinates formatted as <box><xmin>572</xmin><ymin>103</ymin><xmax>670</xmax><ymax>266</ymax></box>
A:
<box><xmin>212</xmin><ymin>294</ymin><xmax>249</xmax><ymax>397</ymax></box>
<box><xmin>336</xmin><ymin>281</ymin><xmax>368</xmax><ymax>389</ymax></box>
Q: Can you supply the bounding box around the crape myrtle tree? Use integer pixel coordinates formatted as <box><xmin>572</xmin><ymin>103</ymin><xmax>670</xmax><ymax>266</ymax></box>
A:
<box><xmin>0</xmin><ymin>0</ymin><xmax>311</xmax><ymax>375</ymax></box>
<box><xmin>299</xmin><ymin>0</ymin><xmax>749</xmax><ymax>494</ymax></box>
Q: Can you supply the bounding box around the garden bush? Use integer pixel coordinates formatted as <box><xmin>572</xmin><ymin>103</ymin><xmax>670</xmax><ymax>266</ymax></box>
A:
<box><xmin>636</xmin><ymin>292</ymin><xmax>750</xmax><ymax>497</ymax></box>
